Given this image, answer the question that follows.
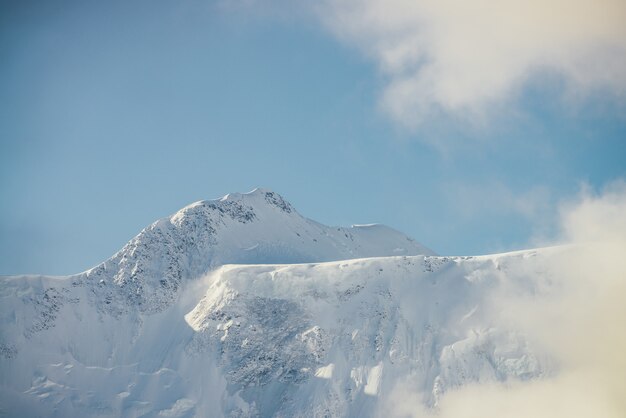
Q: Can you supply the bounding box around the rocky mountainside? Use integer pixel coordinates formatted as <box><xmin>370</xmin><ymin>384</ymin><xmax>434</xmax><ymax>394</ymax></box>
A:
<box><xmin>0</xmin><ymin>189</ymin><xmax>557</xmax><ymax>417</ymax></box>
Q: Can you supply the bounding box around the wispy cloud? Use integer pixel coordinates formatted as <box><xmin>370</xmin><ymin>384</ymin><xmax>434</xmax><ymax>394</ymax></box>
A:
<box><xmin>444</xmin><ymin>181</ymin><xmax>553</xmax><ymax>220</ymax></box>
<box><xmin>315</xmin><ymin>0</ymin><xmax>626</xmax><ymax>128</ymax></box>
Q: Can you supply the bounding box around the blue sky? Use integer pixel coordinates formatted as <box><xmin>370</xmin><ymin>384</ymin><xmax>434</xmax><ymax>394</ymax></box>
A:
<box><xmin>1</xmin><ymin>0</ymin><xmax>625</xmax><ymax>275</ymax></box>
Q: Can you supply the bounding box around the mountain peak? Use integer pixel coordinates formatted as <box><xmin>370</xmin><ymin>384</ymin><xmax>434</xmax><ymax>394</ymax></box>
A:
<box><xmin>172</xmin><ymin>188</ymin><xmax>293</xmax><ymax>225</ymax></box>
<box><xmin>81</xmin><ymin>189</ymin><xmax>433</xmax><ymax>314</ymax></box>
<box><xmin>218</xmin><ymin>188</ymin><xmax>294</xmax><ymax>213</ymax></box>
<box><xmin>219</xmin><ymin>187</ymin><xmax>277</xmax><ymax>201</ymax></box>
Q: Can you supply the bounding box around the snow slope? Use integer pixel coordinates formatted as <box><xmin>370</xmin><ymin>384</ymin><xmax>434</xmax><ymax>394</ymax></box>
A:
<box><xmin>0</xmin><ymin>189</ymin><xmax>557</xmax><ymax>417</ymax></box>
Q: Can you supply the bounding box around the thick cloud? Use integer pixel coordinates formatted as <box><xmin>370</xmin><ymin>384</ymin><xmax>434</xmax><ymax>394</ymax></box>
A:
<box><xmin>385</xmin><ymin>180</ymin><xmax>626</xmax><ymax>417</ymax></box>
<box><xmin>317</xmin><ymin>0</ymin><xmax>626</xmax><ymax>127</ymax></box>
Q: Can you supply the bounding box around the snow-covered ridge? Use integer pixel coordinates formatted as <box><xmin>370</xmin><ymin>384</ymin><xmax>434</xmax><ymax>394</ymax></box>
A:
<box><xmin>0</xmin><ymin>248</ymin><xmax>561</xmax><ymax>417</ymax></box>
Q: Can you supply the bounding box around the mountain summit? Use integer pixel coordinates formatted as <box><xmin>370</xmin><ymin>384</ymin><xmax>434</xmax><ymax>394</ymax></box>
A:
<box><xmin>82</xmin><ymin>188</ymin><xmax>433</xmax><ymax>314</ymax></box>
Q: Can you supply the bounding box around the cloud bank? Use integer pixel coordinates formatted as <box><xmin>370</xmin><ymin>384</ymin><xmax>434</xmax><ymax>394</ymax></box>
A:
<box><xmin>385</xmin><ymin>180</ymin><xmax>626</xmax><ymax>417</ymax></box>
<box><xmin>317</xmin><ymin>0</ymin><xmax>626</xmax><ymax>127</ymax></box>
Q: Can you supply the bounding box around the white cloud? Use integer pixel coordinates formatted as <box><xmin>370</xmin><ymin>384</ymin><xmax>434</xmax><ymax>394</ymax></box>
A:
<box><xmin>384</xmin><ymin>179</ymin><xmax>626</xmax><ymax>417</ymax></box>
<box><xmin>316</xmin><ymin>0</ymin><xmax>626</xmax><ymax>128</ymax></box>
<box><xmin>560</xmin><ymin>180</ymin><xmax>626</xmax><ymax>244</ymax></box>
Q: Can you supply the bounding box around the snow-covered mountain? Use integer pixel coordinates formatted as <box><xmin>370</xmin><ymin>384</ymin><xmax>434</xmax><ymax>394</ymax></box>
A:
<box><xmin>0</xmin><ymin>189</ymin><xmax>556</xmax><ymax>417</ymax></box>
